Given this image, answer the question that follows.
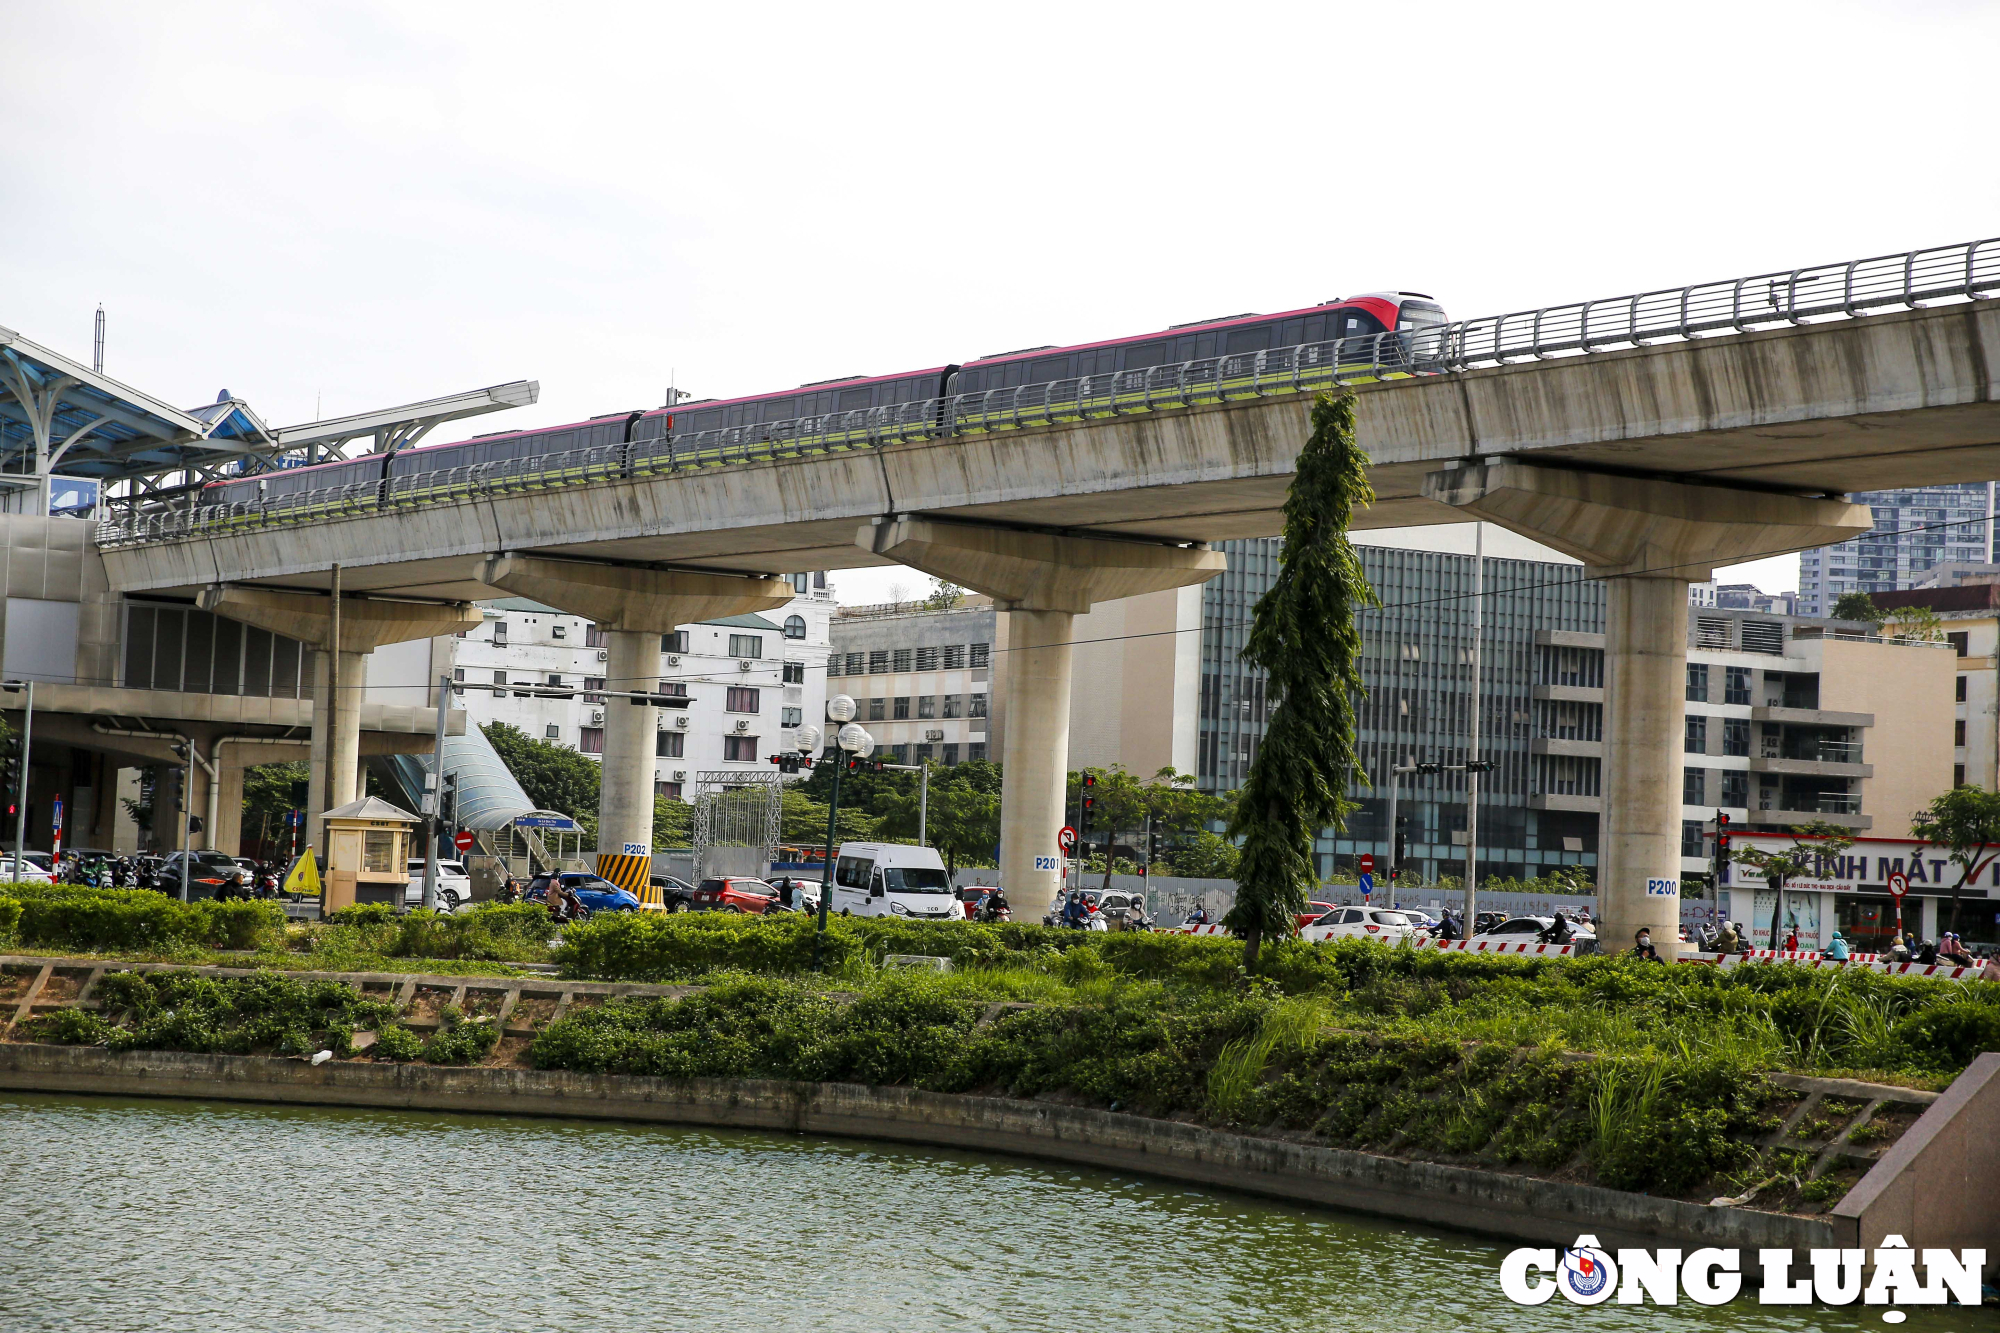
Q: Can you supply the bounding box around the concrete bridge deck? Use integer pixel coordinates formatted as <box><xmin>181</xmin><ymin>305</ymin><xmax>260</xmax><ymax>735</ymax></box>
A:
<box><xmin>98</xmin><ymin>300</ymin><xmax>2000</xmax><ymax>601</ymax></box>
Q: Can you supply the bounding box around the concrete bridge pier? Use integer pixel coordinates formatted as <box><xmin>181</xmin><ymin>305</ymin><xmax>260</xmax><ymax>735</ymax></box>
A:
<box><xmin>475</xmin><ymin>557</ymin><xmax>792</xmax><ymax>887</ymax></box>
<box><xmin>1421</xmin><ymin>463</ymin><xmax>1871</xmax><ymax>958</ymax></box>
<box><xmin>199</xmin><ymin>585</ymin><xmax>482</xmax><ymax>851</ymax></box>
<box><xmin>859</xmin><ymin>519</ymin><xmax>1225</xmax><ymax>918</ymax></box>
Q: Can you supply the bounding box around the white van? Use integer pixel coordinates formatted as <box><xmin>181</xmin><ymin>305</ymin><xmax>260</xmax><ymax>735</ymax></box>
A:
<box><xmin>830</xmin><ymin>843</ymin><xmax>958</xmax><ymax>920</ymax></box>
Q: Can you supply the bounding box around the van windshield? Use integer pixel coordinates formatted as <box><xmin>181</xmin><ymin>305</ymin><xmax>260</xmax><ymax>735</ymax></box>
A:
<box><xmin>883</xmin><ymin>867</ymin><xmax>951</xmax><ymax>894</ymax></box>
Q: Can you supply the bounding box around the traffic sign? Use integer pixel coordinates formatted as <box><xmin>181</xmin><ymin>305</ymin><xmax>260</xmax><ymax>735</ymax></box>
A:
<box><xmin>51</xmin><ymin>796</ymin><xmax>62</xmax><ymax>832</ymax></box>
<box><xmin>1358</xmin><ymin>871</ymin><xmax>1374</xmax><ymax>899</ymax></box>
<box><xmin>1887</xmin><ymin>871</ymin><xmax>1908</xmax><ymax>901</ymax></box>
<box><xmin>453</xmin><ymin>830</ymin><xmax>475</xmax><ymax>852</ymax></box>
<box><xmin>1358</xmin><ymin>854</ymin><xmax>1374</xmax><ymax>874</ymax></box>
<box><xmin>1057</xmin><ymin>824</ymin><xmax>1077</xmax><ymax>853</ymax></box>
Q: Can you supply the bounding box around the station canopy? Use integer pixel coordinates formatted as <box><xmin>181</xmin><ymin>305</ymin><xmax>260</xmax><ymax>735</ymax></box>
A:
<box><xmin>0</xmin><ymin>320</ymin><xmax>536</xmax><ymax>498</ymax></box>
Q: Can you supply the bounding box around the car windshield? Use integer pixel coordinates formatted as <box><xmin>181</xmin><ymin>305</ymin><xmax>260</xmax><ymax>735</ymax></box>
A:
<box><xmin>883</xmin><ymin>866</ymin><xmax>951</xmax><ymax>893</ymax></box>
<box><xmin>733</xmin><ymin>880</ymin><xmax>776</xmax><ymax>896</ymax></box>
<box><xmin>571</xmin><ymin>877</ymin><xmax>618</xmax><ymax>893</ymax></box>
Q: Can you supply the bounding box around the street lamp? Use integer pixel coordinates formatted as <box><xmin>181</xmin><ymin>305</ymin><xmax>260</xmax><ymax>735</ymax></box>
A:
<box><xmin>813</xmin><ymin>697</ymin><xmax>872</xmax><ymax>970</ymax></box>
<box><xmin>1385</xmin><ymin>759</ymin><xmax>1439</xmax><ymax>906</ymax></box>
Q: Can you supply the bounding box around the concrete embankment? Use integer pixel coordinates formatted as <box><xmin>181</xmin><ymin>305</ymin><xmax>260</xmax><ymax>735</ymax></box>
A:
<box><xmin>0</xmin><ymin>1041</ymin><xmax>1831</xmax><ymax>1254</ymax></box>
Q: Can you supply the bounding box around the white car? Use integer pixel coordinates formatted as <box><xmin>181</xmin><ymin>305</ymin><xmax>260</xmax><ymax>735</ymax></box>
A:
<box><xmin>828</xmin><ymin>842</ymin><xmax>959</xmax><ymax>920</ymax></box>
<box><xmin>405</xmin><ymin>859</ymin><xmax>473</xmax><ymax>911</ymax></box>
<box><xmin>1470</xmin><ymin>915</ymin><xmax>1596</xmax><ymax>947</ymax></box>
<box><xmin>1301</xmin><ymin>905</ymin><xmax>1424</xmax><ymax>945</ymax></box>
<box><xmin>0</xmin><ymin>857</ymin><xmax>53</xmax><ymax>884</ymax></box>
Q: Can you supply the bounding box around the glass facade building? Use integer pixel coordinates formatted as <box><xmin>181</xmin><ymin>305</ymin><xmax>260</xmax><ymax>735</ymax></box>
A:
<box><xmin>1796</xmin><ymin>483</ymin><xmax>1995</xmax><ymax>616</ymax></box>
<box><xmin>1197</xmin><ymin>537</ymin><xmax>1604</xmax><ymax>881</ymax></box>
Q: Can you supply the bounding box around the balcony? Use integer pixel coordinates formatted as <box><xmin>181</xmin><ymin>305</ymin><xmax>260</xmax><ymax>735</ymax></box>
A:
<box><xmin>1753</xmin><ymin>792</ymin><xmax>1872</xmax><ymax>830</ymax></box>
<box><xmin>1531</xmin><ymin>683</ymin><xmax>1603</xmax><ymax>702</ymax></box>
<box><xmin>1528</xmin><ymin>791</ymin><xmax>1602</xmax><ymax>812</ymax></box>
<box><xmin>1751</xmin><ymin>704</ymin><xmax>1873</xmax><ymax>728</ymax></box>
<box><xmin>1530</xmin><ymin>736</ymin><xmax>1602</xmax><ymax>757</ymax></box>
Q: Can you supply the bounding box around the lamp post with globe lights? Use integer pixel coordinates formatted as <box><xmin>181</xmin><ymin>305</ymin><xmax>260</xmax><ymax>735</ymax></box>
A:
<box><xmin>813</xmin><ymin>696</ymin><xmax>873</xmax><ymax>970</ymax></box>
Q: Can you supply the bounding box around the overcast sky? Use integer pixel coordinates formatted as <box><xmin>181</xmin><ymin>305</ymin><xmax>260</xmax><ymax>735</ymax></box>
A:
<box><xmin>5</xmin><ymin>0</ymin><xmax>1995</xmax><ymax>603</ymax></box>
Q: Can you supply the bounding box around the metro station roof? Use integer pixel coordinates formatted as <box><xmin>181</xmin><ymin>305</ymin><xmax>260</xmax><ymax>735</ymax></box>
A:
<box><xmin>0</xmin><ymin>318</ymin><xmax>537</xmax><ymax>492</ymax></box>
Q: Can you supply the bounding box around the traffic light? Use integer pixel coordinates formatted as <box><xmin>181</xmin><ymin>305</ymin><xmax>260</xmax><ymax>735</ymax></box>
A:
<box><xmin>1713</xmin><ymin>809</ymin><xmax>1731</xmax><ymax>886</ymax></box>
<box><xmin>1080</xmin><ymin>772</ymin><xmax>1097</xmax><ymax>830</ymax></box>
<box><xmin>769</xmin><ymin>754</ymin><xmax>810</xmax><ymax>775</ymax></box>
<box><xmin>1465</xmin><ymin>759</ymin><xmax>1496</xmax><ymax>774</ymax></box>
<box><xmin>846</xmin><ymin>757</ymin><xmax>885</xmax><ymax>773</ymax></box>
<box><xmin>1415</xmin><ymin>762</ymin><xmax>1440</xmax><ymax>776</ymax></box>
<box><xmin>1394</xmin><ymin>813</ymin><xmax>1408</xmax><ymax>868</ymax></box>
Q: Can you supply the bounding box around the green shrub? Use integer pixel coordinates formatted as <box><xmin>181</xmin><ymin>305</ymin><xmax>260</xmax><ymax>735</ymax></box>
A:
<box><xmin>419</xmin><ymin>1005</ymin><xmax>499</xmax><ymax>1064</ymax></box>
<box><xmin>326</xmin><ymin>903</ymin><xmax>399</xmax><ymax>927</ymax></box>
<box><xmin>374</xmin><ymin>1024</ymin><xmax>423</xmax><ymax>1061</ymax></box>
<box><xmin>28</xmin><ymin>969</ymin><xmax>399</xmax><ymax>1057</ymax></box>
<box><xmin>0</xmin><ymin>883</ymin><xmax>284</xmax><ymax>953</ymax></box>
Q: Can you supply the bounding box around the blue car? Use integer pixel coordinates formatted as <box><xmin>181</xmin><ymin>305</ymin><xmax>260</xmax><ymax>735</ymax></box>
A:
<box><xmin>528</xmin><ymin>872</ymin><xmax>641</xmax><ymax>914</ymax></box>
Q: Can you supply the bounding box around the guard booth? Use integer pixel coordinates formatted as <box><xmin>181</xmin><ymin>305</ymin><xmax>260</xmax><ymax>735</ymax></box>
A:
<box><xmin>322</xmin><ymin>796</ymin><xmax>420</xmax><ymax>911</ymax></box>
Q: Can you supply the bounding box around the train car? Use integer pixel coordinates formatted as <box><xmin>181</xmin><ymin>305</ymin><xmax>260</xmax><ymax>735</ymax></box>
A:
<box><xmin>948</xmin><ymin>293</ymin><xmax>1447</xmax><ymax>393</ymax></box>
<box><xmin>630</xmin><ymin>365</ymin><xmax>957</xmax><ymax>444</ymax></box>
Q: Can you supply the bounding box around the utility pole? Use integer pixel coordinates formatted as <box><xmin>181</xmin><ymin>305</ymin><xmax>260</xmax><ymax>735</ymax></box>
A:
<box><xmin>918</xmin><ymin>760</ymin><xmax>930</xmax><ymax>848</ymax></box>
<box><xmin>420</xmin><ymin>672</ymin><xmax>449</xmax><ymax>911</ymax></box>
<box><xmin>1463</xmin><ymin>523</ymin><xmax>1484</xmax><ymax>932</ymax></box>
<box><xmin>325</xmin><ymin>562</ymin><xmax>341</xmax><ymax>850</ymax></box>
<box><xmin>12</xmin><ymin>680</ymin><xmax>32</xmax><ymax>871</ymax></box>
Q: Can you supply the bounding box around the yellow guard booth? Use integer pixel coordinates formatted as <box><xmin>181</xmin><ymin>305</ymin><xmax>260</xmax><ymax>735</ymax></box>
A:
<box><xmin>322</xmin><ymin>796</ymin><xmax>420</xmax><ymax>911</ymax></box>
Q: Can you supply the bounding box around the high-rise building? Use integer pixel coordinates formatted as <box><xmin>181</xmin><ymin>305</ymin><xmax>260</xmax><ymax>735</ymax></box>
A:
<box><xmin>1796</xmin><ymin>483</ymin><xmax>1996</xmax><ymax>615</ymax></box>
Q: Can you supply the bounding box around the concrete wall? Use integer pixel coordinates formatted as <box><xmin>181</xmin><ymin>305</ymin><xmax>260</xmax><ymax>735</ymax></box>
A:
<box><xmin>1813</xmin><ymin>636</ymin><xmax>1956</xmax><ymax>836</ymax></box>
<box><xmin>1066</xmin><ymin>586</ymin><xmax>1201</xmax><ymax>779</ymax></box>
<box><xmin>1833</xmin><ymin>1051</ymin><xmax>2000</xmax><ymax>1271</ymax></box>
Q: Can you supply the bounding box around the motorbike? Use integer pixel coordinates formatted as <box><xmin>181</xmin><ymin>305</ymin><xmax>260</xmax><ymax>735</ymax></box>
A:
<box><xmin>975</xmin><ymin>899</ymin><xmax>1011</xmax><ymax>924</ymax></box>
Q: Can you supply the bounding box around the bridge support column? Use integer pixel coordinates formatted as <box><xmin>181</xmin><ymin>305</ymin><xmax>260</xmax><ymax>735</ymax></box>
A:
<box><xmin>858</xmin><ymin>519</ymin><xmax>1225</xmax><ymax>919</ymax></box>
<box><xmin>475</xmin><ymin>556</ymin><xmax>792</xmax><ymax>894</ymax></box>
<box><xmin>200</xmin><ymin>584</ymin><xmax>481</xmax><ymax>853</ymax></box>
<box><xmin>1422</xmin><ymin>463</ymin><xmax>1870</xmax><ymax>958</ymax></box>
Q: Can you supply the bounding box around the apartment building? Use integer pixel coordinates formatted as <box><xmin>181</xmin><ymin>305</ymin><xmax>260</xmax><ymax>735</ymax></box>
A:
<box><xmin>369</xmin><ymin>574</ymin><xmax>833</xmax><ymax>800</ymax></box>
<box><xmin>1796</xmin><ymin>482</ymin><xmax>1996</xmax><ymax>615</ymax></box>
<box><xmin>1872</xmin><ymin>582</ymin><xmax>2000</xmax><ymax>792</ymax></box>
<box><xmin>1529</xmin><ymin>609</ymin><xmax>1954</xmax><ymax>881</ymax></box>
<box><xmin>825</xmin><ymin>599</ymin><xmax>996</xmax><ymax>765</ymax></box>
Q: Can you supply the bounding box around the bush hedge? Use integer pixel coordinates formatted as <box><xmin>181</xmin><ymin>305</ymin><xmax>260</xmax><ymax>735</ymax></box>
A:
<box><xmin>323</xmin><ymin>902</ymin><xmax>554</xmax><ymax>962</ymax></box>
<box><xmin>0</xmin><ymin>881</ymin><xmax>284</xmax><ymax>953</ymax></box>
<box><xmin>25</xmin><ymin>969</ymin><xmax>397</xmax><ymax>1057</ymax></box>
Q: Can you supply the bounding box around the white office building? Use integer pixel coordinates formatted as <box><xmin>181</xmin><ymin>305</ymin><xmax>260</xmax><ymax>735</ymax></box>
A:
<box><xmin>1796</xmin><ymin>483</ymin><xmax>1996</xmax><ymax>615</ymax></box>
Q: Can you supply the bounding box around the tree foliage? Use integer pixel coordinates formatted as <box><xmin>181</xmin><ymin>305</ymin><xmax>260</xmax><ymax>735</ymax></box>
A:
<box><xmin>1222</xmin><ymin>391</ymin><xmax>1378</xmax><ymax>966</ymax></box>
<box><xmin>1909</xmin><ymin>785</ymin><xmax>2000</xmax><ymax>934</ymax></box>
<box><xmin>242</xmin><ymin>761</ymin><xmax>310</xmax><ymax>856</ymax></box>
<box><xmin>482</xmin><ymin>722</ymin><xmax>601</xmax><ymax>821</ymax></box>
<box><xmin>1732</xmin><ymin>819</ymin><xmax>1856</xmax><ymax>946</ymax></box>
<box><xmin>871</xmin><ymin>763</ymin><xmax>1000</xmax><ymax>875</ymax></box>
<box><xmin>1830</xmin><ymin>592</ymin><xmax>1883</xmax><ymax>623</ymax></box>
<box><xmin>1882</xmin><ymin>604</ymin><xmax>1945</xmax><ymax>643</ymax></box>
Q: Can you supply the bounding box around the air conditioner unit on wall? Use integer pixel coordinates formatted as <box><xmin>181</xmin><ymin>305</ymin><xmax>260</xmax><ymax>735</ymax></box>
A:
<box><xmin>675</xmin><ymin>715</ymin><xmax>690</xmax><ymax>728</ymax></box>
<box><xmin>666</xmin><ymin>655</ymin><xmax>681</xmax><ymax>667</ymax></box>
<box><xmin>590</xmin><ymin>709</ymin><xmax>605</xmax><ymax>724</ymax></box>
<box><xmin>734</xmin><ymin>719</ymin><xmax>751</xmax><ymax>732</ymax></box>
<box><xmin>597</xmin><ymin>649</ymin><xmax>609</xmax><ymax>661</ymax></box>
<box><xmin>673</xmin><ymin>769</ymin><xmax>686</xmax><ymax>781</ymax></box>
<box><xmin>737</xmin><ymin>659</ymin><xmax>753</xmax><ymax>672</ymax></box>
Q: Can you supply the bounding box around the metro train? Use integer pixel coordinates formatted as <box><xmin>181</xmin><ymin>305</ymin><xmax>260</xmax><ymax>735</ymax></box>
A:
<box><xmin>205</xmin><ymin>291</ymin><xmax>1447</xmax><ymax>506</ymax></box>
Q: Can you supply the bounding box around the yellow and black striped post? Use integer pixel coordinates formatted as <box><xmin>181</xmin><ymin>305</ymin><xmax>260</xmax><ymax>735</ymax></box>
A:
<box><xmin>596</xmin><ymin>851</ymin><xmax>654</xmax><ymax>904</ymax></box>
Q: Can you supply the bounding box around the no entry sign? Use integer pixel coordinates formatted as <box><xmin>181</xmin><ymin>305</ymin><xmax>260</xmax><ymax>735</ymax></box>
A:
<box><xmin>453</xmin><ymin>831</ymin><xmax>475</xmax><ymax>853</ymax></box>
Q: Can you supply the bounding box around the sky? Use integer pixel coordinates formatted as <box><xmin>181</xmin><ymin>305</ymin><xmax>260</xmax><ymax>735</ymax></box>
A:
<box><xmin>4</xmin><ymin>0</ymin><xmax>1996</xmax><ymax>604</ymax></box>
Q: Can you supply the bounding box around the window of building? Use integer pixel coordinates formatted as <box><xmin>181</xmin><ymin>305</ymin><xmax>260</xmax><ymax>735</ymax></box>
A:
<box><xmin>493</xmin><ymin>669</ymin><xmax>509</xmax><ymax>691</ymax></box>
<box><xmin>580</xmin><ymin>727</ymin><xmax>605</xmax><ymax>754</ymax></box>
<box><xmin>918</xmin><ymin>695</ymin><xmax>936</xmax><ymax>719</ymax></box>
<box><xmin>1683</xmin><ymin>767</ymin><xmax>1705</xmax><ymax>804</ymax></box>
<box><xmin>493</xmin><ymin>620</ymin><xmax>508</xmax><ymax>645</ymax></box>
<box><xmin>1956</xmin><ymin>764</ymin><xmax>1966</xmax><ymax>787</ymax></box>
<box><xmin>1957</xmin><ymin>675</ymin><xmax>1968</xmax><ymax>702</ymax></box>
<box><xmin>662</xmin><ymin>631</ymin><xmax>689</xmax><ymax>654</ymax></box>
<box><xmin>726</xmin><ymin>686</ymin><xmax>761</xmax><ymax>713</ymax></box>
<box><xmin>826</xmin><ymin>656</ymin><xmax>842</xmax><ymax>678</ymax></box>
<box><xmin>943</xmin><ymin>644</ymin><xmax>966</xmax><ymax>669</ymax></box>
<box><xmin>656</xmin><ymin>781</ymin><xmax>683</xmax><ymax>800</ymax></box>
<box><xmin>552</xmin><ymin>623</ymin><xmax>568</xmax><ymax>640</ymax></box>
<box><xmin>1681</xmin><ymin>820</ymin><xmax>1705</xmax><ymax>858</ymax></box>
<box><xmin>451</xmin><ymin>667</ymin><xmax>465</xmax><ymax>696</ymax></box>
<box><xmin>363</xmin><ymin>830</ymin><xmax>397</xmax><ymax>874</ymax></box>
<box><xmin>893</xmin><ymin>696</ymin><xmax>911</xmax><ymax>720</ymax></box>
<box><xmin>1724</xmin><ymin>666</ymin><xmax>1752</xmax><ymax>705</ymax></box>
<box><xmin>813</xmin><ymin>572</ymin><xmax>826</xmax><ymax>590</ymax></box>
<box><xmin>941</xmin><ymin>694</ymin><xmax>962</xmax><ymax>719</ymax></box>
<box><xmin>890</xmin><ymin>743</ymin><xmax>909</xmax><ymax>764</ymax></box>
<box><xmin>1684</xmin><ymin>716</ymin><xmax>1707</xmax><ymax>754</ymax></box>
<box><xmin>657</xmin><ymin>731</ymin><xmax>684</xmax><ymax>758</ymax></box>
<box><xmin>913</xmin><ymin>743</ymin><xmax>934</xmax><ymax>762</ymax></box>
<box><xmin>782</xmin><ymin>706</ymin><xmax>802</xmax><ymax>727</ymax></box>
<box><xmin>585</xmin><ymin>623</ymin><xmax>608</xmax><ymax>648</ymax></box>
<box><xmin>969</xmin><ymin>743</ymin><xmax>987</xmax><ymax>762</ymax></box>
<box><xmin>969</xmin><ymin>692</ymin><xmax>988</xmax><ymax>718</ymax></box>
<box><xmin>970</xmin><ymin>643</ymin><xmax>990</xmax><ymax>668</ymax></box>
<box><xmin>729</xmin><ymin>634</ymin><xmax>763</xmax><ymax>659</ymax></box>
<box><xmin>845</xmin><ymin>652</ymin><xmax>864</xmax><ymax>675</ymax></box>
<box><xmin>916</xmin><ymin>646</ymin><xmax>939</xmax><ymax>670</ymax></box>
<box><xmin>867</xmin><ymin>697</ymin><xmax>885</xmax><ymax>722</ymax></box>
<box><xmin>943</xmin><ymin>743</ymin><xmax>959</xmax><ymax>765</ymax></box>
<box><xmin>792</xmin><ymin>573</ymin><xmax>810</xmax><ymax>594</ymax></box>
<box><xmin>1686</xmin><ymin>663</ymin><xmax>1709</xmax><ymax>702</ymax></box>
<box><xmin>660</xmin><ymin>680</ymin><xmax>688</xmax><ymax>699</ymax></box>
<box><xmin>583</xmin><ymin>676</ymin><xmax>606</xmax><ymax>703</ymax></box>
<box><xmin>867</xmin><ymin>650</ymin><xmax>889</xmax><ymax>674</ymax></box>
<box><xmin>545</xmin><ymin>724</ymin><xmax>560</xmax><ymax>739</ymax></box>
<box><xmin>1721</xmin><ymin>770</ymin><xmax>1748</xmax><ymax>808</ymax></box>
<box><xmin>892</xmin><ymin>648</ymin><xmax>912</xmax><ymax>672</ymax></box>
<box><xmin>723</xmin><ymin>735</ymin><xmax>759</xmax><ymax>762</ymax></box>
<box><xmin>546</xmin><ymin>673</ymin><xmax>565</xmax><ymax>691</ymax></box>
<box><xmin>1723</xmin><ymin>718</ymin><xmax>1750</xmax><ymax>757</ymax></box>
<box><xmin>1948</xmin><ymin>632</ymin><xmax>1970</xmax><ymax>657</ymax></box>
<box><xmin>783</xmin><ymin>661</ymin><xmax>805</xmax><ymax>685</ymax></box>
<box><xmin>784</xmin><ymin>615</ymin><xmax>807</xmax><ymax>640</ymax></box>
<box><xmin>1955</xmin><ymin>719</ymin><xmax>1967</xmax><ymax>746</ymax></box>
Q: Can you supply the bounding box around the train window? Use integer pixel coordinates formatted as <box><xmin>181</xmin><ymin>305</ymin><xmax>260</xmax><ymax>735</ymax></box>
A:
<box><xmin>1224</xmin><ymin>326</ymin><xmax>1272</xmax><ymax>356</ymax></box>
<box><xmin>1303</xmin><ymin>316</ymin><xmax>1325</xmax><ymax>343</ymax></box>
<box><xmin>1397</xmin><ymin>300</ymin><xmax>1448</xmax><ymax>330</ymax></box>
<box><xmin>1194</xmin><ymin>334</ymin><xmax>1217</xmax><ymax>359</ymax></box>
<box><xmin>1123</xmin><ymin>340</ymin><xmax>1172</xmax><ymax>370</ymax></box>
<box><xmin>1278</xmin><ymin>319</ymin><xmax>1304</xmax><ymax>346</ymax></box>
<box><xmin>955</xmin><ymin>370</ymin><xmax>981</xmax><ymax>392</ymax></box>
<box><xmin>838</xmin><ymin>387</ymin><xmax>873</xmax><ymax>412</ymax></box>
<box><xmin>759</xmin><ymin>399</ymin><xmax>795</xmax><ymax>422</ymax></box>
<box><xmin>1004</xmin><ymin>362</ymin><xmax>1025</xmax><ymax>388</ymax></box>
<box><xmin>1029</xmin><ymin>355</ymin><xmax>1071</xmax><ymax>383</ymax></box>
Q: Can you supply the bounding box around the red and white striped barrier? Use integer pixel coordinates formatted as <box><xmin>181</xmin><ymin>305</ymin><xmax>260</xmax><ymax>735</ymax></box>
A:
<box><xmin>1427</xmin><ymin>939</ymin><xmax>1577</xmax><ymax>957</ymax></box>
<box><xmin>1177</xmin><ymin>923</ymin><xmax>1229</xmax><ymax>936</ymax></box>
<box><xmin>1683</xmin><ymin>952</ymin><xmax>1994</xmax><ymax>981</ymax></box>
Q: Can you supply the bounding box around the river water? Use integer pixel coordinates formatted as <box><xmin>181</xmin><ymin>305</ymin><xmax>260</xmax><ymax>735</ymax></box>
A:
<box><xmin>0</xmin><ymin>1094</ymin><xmax>1985</xmax><ymax>1332</ymax></box>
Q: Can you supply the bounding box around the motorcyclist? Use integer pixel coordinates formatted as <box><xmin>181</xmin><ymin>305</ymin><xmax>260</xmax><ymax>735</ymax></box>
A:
<box><xmin>1186</xmin><ymin>899</ymin><xmax>1209</xmax><ymax>926</ymax></box>
<box><xmin>1061</xmin><ymin>891</ymin><xmax>1087</xmax><ymax>929</ymax></box>
<box><xmin>978</xmin><ymin>887</ymin><xmax>1011</xmax><ymax>923</ymax></box>
<box><xmin>1536</xmin><ymin>911</ymin><xmax>1574</xmax><ymax>946</ymax></box>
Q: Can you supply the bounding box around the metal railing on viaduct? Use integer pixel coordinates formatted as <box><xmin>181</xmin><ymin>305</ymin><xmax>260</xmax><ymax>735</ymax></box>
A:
<box><xmin>96</xmin><ymin>237</ymin><xmax>2000</xmax><ymax>549</ymax></box>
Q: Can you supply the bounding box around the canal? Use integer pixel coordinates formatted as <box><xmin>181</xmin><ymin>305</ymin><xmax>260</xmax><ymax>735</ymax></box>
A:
<box><xmin>0</xmin><ymin>1095</ymin><xmax>1981</xmax><ymax>1331</ymax></box>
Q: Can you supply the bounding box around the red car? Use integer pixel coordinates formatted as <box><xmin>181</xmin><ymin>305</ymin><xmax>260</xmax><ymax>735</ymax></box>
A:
<box><xmin>691</xmin><ymin>877</ymin><xmax>781</xmax><ymax>913</ymax></box>
<box><xmin>1294</xmin><ymin>900</ymin><xmax>1338</xmax><ymax>930</ymax></box>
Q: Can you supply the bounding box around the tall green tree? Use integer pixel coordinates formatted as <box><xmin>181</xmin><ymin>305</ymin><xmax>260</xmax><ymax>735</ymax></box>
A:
<box><xmin>1909</xmin><ymin>785</ymin><xmax>2000</xmax><ymax>935</ymax></box>
<box><xmin>242</xmin><ymin>760</ymin><xmax>310</xmax><ymax>856</ymax></box>
<box><xmin>1830</xmin><ymin>591</ymin><xmax>1883</xmax><ymax>623</ymax></box>
<box><xmin>1732</xmin><ymin>819</ymin><xmax>1855</xmax><ymax>948</ymax></box>
<box><xmin>1222</xmin><ymin>390</ymin><xmax>1378</xmax><ymax>968</ymax></box>
<box><xmin>482</xmin><ymin>722</ymin><xmax>601</xmax><ymax>821</ymax></box>
<box><xmin>871</xmin><ymin>767</ymin><xmax>998</xmax><ymax>875</ymax></box>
